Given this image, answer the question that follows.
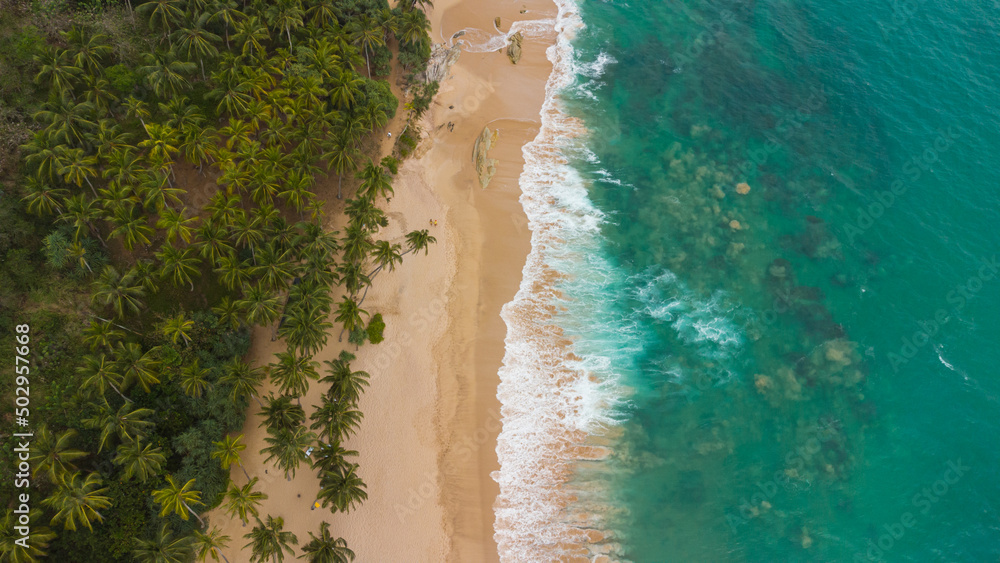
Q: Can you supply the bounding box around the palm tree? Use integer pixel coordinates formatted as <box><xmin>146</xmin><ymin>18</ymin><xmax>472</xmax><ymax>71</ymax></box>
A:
<box><xmin>82</xmin><ymin>319</ymin><xmax>124</xmax><ymax>351</ymax></box>
<box><xmin>56</xmin><ymin>147</ymin><xmax>100</xmax><ymax>197</ymax></box>
<box><xmin>369</xmin><ymin>240</ymin><xmax>403</xmax><ymax>277</ymax></box>
<box><xmin>77</xmin><ymin>353</ymin><xmax>129</xmax><ymax>402</ymax></box>
<box><xmin>321</xmin><ymin>351</ymin><xmax>370</xmax><ymax>405</ymax></box>
<box><xmin>33</xmin><ymin>45</ymin><xmax>82</xmax><ymax>93</ymax></box>
<box><xmin>139</xmin><ymin>51</ymin><xmax>196</xmax><ymax>98</ymax></box>
<box><xmin>156</xmin><ymin>242</ymin><xmax>202</xmax><ymax>291</ymax></box>
<box><xmin>136</xmin><ymin>0</ymin><xmax>185</xmax><ymax>43</ymax></box>
<box><xmin>208</xmin><ymin>0</ymin><xmax>244</xmax><ymax>48</ymax></box>
<box><xmin>261</xmin><ymin>425</ymin><xmax>315</xmax><ymax>480</ymax></box>
<box><xmin>316</xmin><ymin>464</ymin><xmax>367</xmax><ymax>513</ymax></box>
<box><xmin>233</xmin><ymin>16</ymin><xmax>270</xmax><ymax>59</ymax></box>
<box><xmin>114</xmin><ymin>341</ymin><xmax>161</xmax><ymax>393</ymax></box>
<box><xmin>157</xmin><ymin>207</ymin><xmax>198</xmax><ymax>244</ymax></box>
<box><xmin>404</xmin><ymin>229</ymin><xmax>437</xmax><ymax>255</ymax></box>
<box><xmin>355</xmin><ymin>160</ymin><xmax>393</xmax><ymax>201</ymax></box>
<box><xmin>334</xmin><ymin>297</ymin><xmax>367</xmax><ymax>342</ymax></box>
<box><xmin>139</xmin><ymin>122</ymin><xmax>180</xmax><ymax>162</ymax></box>
<box><xmin>29</xmin><ymin>425</ymin><xmax>88</xmax><ymax>483</ymax></box>
<box><xmin>196</xmin><ymin>221</ymin><xmax>236</xmax><ymax>265</ymax></box>
<box><xmin>344</xmin><ymin>197</ymin><xmax>386</xmax><ymax>232</ymax></box>
<box><xmin>327</xmin><ymin>70</ymin><xmax>363</xmax><ymax>111</ymax></box>
<box><xmin>42</xmin><ymin>471</ymin><xmax>111</xmax><ymax>531</ymax></box>
<box><xmin>133</xmin><ymin>524</ymin><xmax>195</xmax><ymax>563</ymax></box>
<box><xmin>162</xmin><ymin>311</ymin><xmax>195</xmax><ymax>345</ymax></box>
<box><xmin>114</xmin><ymin>438</ymin><xmax>166</xmax><ymax>482</ymax></box>
<box><xmin>258</xmin><ymin>394</ymin><xmax>306</xmax><ymax>432</ymax></box>
<box><xmin>173</xmin><ymin>13</ymin><xmax>221</xmax><ymax>79</ymax></box>
<box><xmin>219</xmin><ymin>358</ymin><xmax>265</xmax><ymax>407</ymax></box>
<box><xmin>309</xmin><ymin>397</ymin><xmax>363</xmax><ymax>442</ymax></box>
<box><xmin>212</xmin><ymin>434</ymin><xmax>251</xmax><ymax>481</ymax></box>
<box><xmin>84</xmin><ymin>258</ymin><xmax>130</xmax><ymax>300</ymax></box>
<box><xmin>109</xmin><ymin>206</ymin><xmax>155</xmax><ymax>250</ymax></box>
<box><xmin>83</xmin><ymin>398</ymin><xmax>155</xmax><ymax>452</ymax></box>
<box><xmin>193</xmin><ymin>526</ymin><xmax>232</xmax><ymax>563</ymax></box>
<box><xmin>222</xmin><ymin>478</ymin><xmax>267</xmax><ymax>526</ymax></box>
<box><xmin>309</xmin><ymin>441</ymin><xmax>358</xmax><ymax>474</ymax></box>
<box><xmin>278</xmin><ymin>302</ymin><xmax>332</xmax><ymax>356</ymax></box>
<box><xmin>237</xmin><ymin>284</ymin><xmax>281</xmax><ymax>328</ymax></box>
<box><xmin>178</xmin><ymin>360</ymin><xmax>212</xmax><ymax>398</ymax></box>
<box><xmin>0</xmin><ymin>508</ymin><xmax>56</xmax><ymax>563</ymax></box>
<box><xmin>21</xmin><ymin>176</ymin><xmax>68</xmax><ymax>217</ymax></box>
<box><xmin>152</xmin><ymin>475</ymin><xmax>205</xmax><ymax>526</ymax></box>
<box><xmin>340</xmin><ymin>224</ymin><xmax>374</xmax><ymax>265</ymax></box>
<box><xmin>264</xmin><ymin>0</ymin><xmax>304</xmax><ymax>49</ymax></box>
<box><xmin>398</xmin><ymin>9</ymin><xmax>431</xmax><ymax>47</ymax></box>
<box><xmin>345</xmin><ymin>16</ymin><xmax>384</xmax><ymax>78</ymax></box>
<box><xmin>270</xmin><ymin>349</ymin><xmax>319</xmax><ymax>400</ymax></box>
<box><xmin>244</xmin><ymin>516</ymin><xmax>298</xmax><ymax>563</ymax></box>
<box><xmin>299</xmin><ymin>522</ymin><xmax>355</xmax><ymax>562</ymax></box>
<box><xmin>213</xmin><ymin>296</ymin><xmax>244</xmax><ymax>330</ymax></box>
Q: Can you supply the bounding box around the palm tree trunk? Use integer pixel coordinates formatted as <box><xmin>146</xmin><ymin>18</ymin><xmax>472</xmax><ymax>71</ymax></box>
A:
<box><xmin>110</xmin><ymin>382</ymin><xmax>130</xmax><ymax>403</ymax></box>
<box><xmin>185</xmin><ymin>502</ymin><xmax>206</xmax><ymax>527</ymax></box>
<box><xmin>365</xmin><ymin>46</ymin><xmax>371</xmax><ymax>79</ymax></box>
<box><xmin>85</xmin><ymin>176</ymin><xmax>99</xmax><ymax>199</ymax></box>
<box><xmin>238</xmin><ymin>460</ymin><xmax>250</xmax><ymax>481</ymax></box>
<box><xmin>200</xmin><ymin>58</ymin><xmax>206</xmax><ymax>81</ymax></box>
<box><xmin>286</xmin><ymin>25</ymin><xmax>293</xmax><ymax>50</ymax></box>
<box><xmin>214</xmin><ymin>548</ymin><xmax>231</xmax><ymax>563</ymax></box>
<box><xmin>337</xmin><ymin>175</ymin><xmax>343</xmax><ymax>199</ymax></box>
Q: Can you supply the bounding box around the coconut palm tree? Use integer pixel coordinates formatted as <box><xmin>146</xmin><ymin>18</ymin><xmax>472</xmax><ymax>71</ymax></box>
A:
<box><xmin>398</xmin><ymin>9</ymin><xmax>430</xmax><ymax>46</ymax></box>
<box><xmin>196</xmin><ymin>220</ymin><xmax>236</xmax><ymax>265</ymax></box>
<box><xmin>55</xmin><ymin>147</ymin><xmax>99</xmax><ymax>196</ymax></box>
<box><xmin>152</xmin><ymin>475</ymin><xmax>205</xmax><ymax>525</ymax></box>
<box><xmin>114</xmin><ymin>438</ymin><xmax>166</xmax><ymax>482</ymax></box>
<box><xmin>173</xmin><ymin>13</ymin><xmax>222</xmax><ymax>79</ymax></box>
<box><xmin>162</xmin><ymin>311</ymin><xmax>195</xmax><ymax>345</ymax></box>
<box><xmin>344</xmin><ymin>197</ymin><xmax>386</xmax><ymax>232</ymax></box>
<box><xmin>178</xmin><ymin>359</ymin><xmax>212</xmax><ymax>398</ymax></box>
<box><xmin>157</xmin><ymin>207</ymin><xmax>198</xmax><ymax>244</ymax></box>
<box><xmin>82</xmin><ymin>319</ymin><xmax>125</xmax><ymax>351</ymax></box>
<box><xmin>299</xmin><ymin>522</ymin><xmax>355</xmax><ymax>563</ymax></box>
<box><xmin>253</xmin><ymin>242</ymin><xmax>296</xmax><ymax>291</ymax></box>
<box><xmin>233</xmin><ymin>15</ymin><xmax>270</xmax><ymax>59</ymax></box>
<box><xmin>212</xmin><ymin>434</ymin><xmax>251</xmax><ymax>481</ymax></box>
<box><xmin>320</xmin><ymin>351</ymin><xmax>370</xmax><ymax>405</ymax></box>
<box><xmin>346</xmin><ymin>15</ymin><xmax>384</xmax><ymax>78</ymax></box>
<box><xmin>29</xmin><ymin>425</ymin><xmax>88</xmax><ymax>483</ymax></box>
<box><xmin>92</xmin><ymin>266</ymin><xmax>146</xmax><ymax>320</ymax></box>
<box><xmin>309</xmin><ymin>441</ymin><xmax>358</xmax><ymax>474</ymax></box>
<box><xmin>316</xmin><ymin>464</ymin><xmax>367</xmax><ymax>513</ymax></box>
<box><xmin>109</xmin><ymin>205</ymin><xmax>155</xmax><ymax>250</ymax></box>
<box><xmin>33</xmin><ymin>45</ymin><xmax>82</xmax><ymax>94</ymax></box>
<box><xmin>208</xmin><ymin>0</ymin><xmax>244</xmax><ymax>48</ymax></box>
<box><xmin>222</xmin><ymin>478</ymin><xmax>268</xmax><ymax>526</ymax></box>
<box><xmin>136</xmin><ymin>0</ymin><xmax>185</xmax><ymax>43</ymax></box>
<box><xmin>355</xmin><ymin>160</ymin><xmax>393</xmax><ymax>201</ymax></box>
<box><xmin>83</xmin><ymin>398</ymin><xmax>155</xmax><ymax>452</ymax></box>
<box><xmin>156</xmin><ymin>242</ymin><xmax>202</xmax><ymax>291</ymax></box>
<box><xmin>369</xmin><ymin>240</ymin><xmax>403</xmax><ymax>277</ymax></box>
<box><xmin>193</xmin><ymin>526</ymin><xmax>232</xmax><ymax>563</ymax></box>
<box><xmin>258</xmin><ymin>394</ymin><xmax>306</xmax><ymax>432</ymax></box>
<box><xmin>278</xmin><ymin>302</ymin><xmax>332</xmax><ymax>357</ymax></box>
<box><xmin>244</xmin><ymin>516</ymin><xmax>298</xmax><ymax>563</ymax></box>
<box><xmin>261</xmin><ymin>425</ymin><xmax>315</xmax><ymax>480</ymax></box>
<box><xmin>78</xmin><ymin>353</ymin><xmax>129</xmax><ymax>402</ymax></box>
<box><xmin>114</xmin><ymin>341</ymin><xmax>162</xmax><ymax>393</ymax></box>
<box><xmin>133</xmin><ymin>524</ymin><xmax>195</xmax><ymax>563</ymax></box>
<box><xmin>334</xmin><ymin>297</ymin><xmax>367</xmax><ymax>342</ymax></box>
<box><xmin>404</xmin><ymin>229</ymin><xmax>437</xmax><ymax>256</ymax></box>
<box><xmin>21</xmin><ymin>176</ymin><xmax>67</xmax><ymax>217</ymax></box>
<box><xmin>42</xmin><ymin>471</ymin><xmax>111</xmax><ymax>531</ymax></box>
<box><xmin>237</xmin><ymin>284</ymin><xmax>281</xmax><ymax>328</ymax></box>
<box><xmin>270</xmin><ymin>349</ymin><xmax>320</xmax><ymax>401</ymax></box>
<box><xmin>219</xmin><ymin>358</ymin><xmax>265</xmax><ymax>407</ymax></box>
<box><xmin>139</xmin><ymin>51</ymin><xmax>196</xmax><ymax>98</ymax></box>
<box><xmin>213</xmin><ymin>296</ymin><xmax>244</xmax><ymax>330</ymax></box>
<box><xmin>327</xmin><ymin>69</ymin><xmax>363</xmax><ymax>111</ymax></box>
<box><xmin>264</xmin><ymin>0</ymin><xmax>304</xmax><ymax>49</ymax></box>
<box><xmin>309</xmin><ymin>397</ymin><xmax>363</xmax><ymax>442</ymax></box>
<box><xmin>0</xmin><ymin>508</ymin><xmax>56</xmax><ymax>563</ymax></box>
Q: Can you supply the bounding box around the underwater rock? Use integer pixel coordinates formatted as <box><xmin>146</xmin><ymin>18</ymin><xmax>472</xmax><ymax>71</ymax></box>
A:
<box><xmin>729</xmin><ymin>219</ymin><xmax>742</xmax><ymax>230</ymax></box>
<box><xmin>495</xmin><ymin>16</ymin><xmax>502</xmax><ymax>29</ymax></box>
<box><xmin>506</xmin><ymin>31</ymin><xmax>523</xmax><ymax>64</ymax></box>
<box><xmin>419</xmin><ymin>42</ymin><xmax>462</xmax><ymax>83</ymax></box>
<box><xmin>473</xmin><ymin>126</ymin><xmax>500</xmax><ymax>188</ymax></box>
<box><xmin>768</xmin><ymin>258</ymin><xmax>791</xmax><ymax>280</ymax></box>
<box><xmin>754</xmin><ymin>374</ymin><xmax>772</xmax><ymax>394</ymax></box>
<box><xmin>736</xmin><ymin>182</ymin><xmax>751</xmax><ymax>194</ymax></box>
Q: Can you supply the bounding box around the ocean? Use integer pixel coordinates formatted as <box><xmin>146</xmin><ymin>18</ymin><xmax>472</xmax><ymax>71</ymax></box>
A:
<box><xmin>493</xmin><ymin>0</ymin><xmax>1000</xmax><ymax>561</ymax></box>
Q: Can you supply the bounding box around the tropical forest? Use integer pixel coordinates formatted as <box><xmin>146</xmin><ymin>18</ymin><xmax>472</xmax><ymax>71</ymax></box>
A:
<box><xmin>0</xmin><ymin>0</ymin><xmax>438</xmax><ymax>559</ymax></box>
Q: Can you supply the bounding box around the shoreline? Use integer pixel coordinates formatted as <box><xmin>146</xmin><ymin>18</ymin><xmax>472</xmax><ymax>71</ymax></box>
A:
<box><xmin>205</xmin><ymin>1</ymin><xmax>557</xmax><ymax>560</ymax></box>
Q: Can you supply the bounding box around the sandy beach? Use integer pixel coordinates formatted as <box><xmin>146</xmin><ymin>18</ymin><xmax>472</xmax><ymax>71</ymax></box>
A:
<box><xmin>205</xmin><ymin>1</ymin><xmax>557</xmax><ymax>560</ymax></box>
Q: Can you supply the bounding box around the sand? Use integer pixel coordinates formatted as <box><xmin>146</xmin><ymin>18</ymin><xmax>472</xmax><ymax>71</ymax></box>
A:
<box><xmin>204</xmin><ymin>1</ymin><xmax>557</xmax><ymax>561</ymax></box>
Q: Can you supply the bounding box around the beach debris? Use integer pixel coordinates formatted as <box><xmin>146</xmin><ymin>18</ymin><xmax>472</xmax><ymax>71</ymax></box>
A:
<box><xmin>507</xmin><ymin>31</ymin><xmax>524</xmax><ymax>64</ymax></box>
<box><xmin>473</xmin><ymin>125</ymin><xmax>500</xmax><ymax>188</ymax></box>
<box><xmin>418</xmin><ymin>42</ymin><xmax>462</xmax><ymax>83</ymax></box>
<box><xmin>736</xmin><ymin>181</ymin><xmax>751</xmax><ymax>194</ymax></box>
<box><xmin>520</xmin><ymin>6</ymin><xmax>527</xmax><ymax>13</ymax></box>
<box><xmin>451</xmin><ymin>30</ymin><xmax>465</xmax><ymax>39</ymax></box>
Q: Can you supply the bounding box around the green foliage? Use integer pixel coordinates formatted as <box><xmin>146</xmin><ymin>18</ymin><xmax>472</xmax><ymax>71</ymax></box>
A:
<box><xmin>105</xmin><ymin>63</ymin><xmax>139</xmax><ymax>94</ymax></box>
<box><xmin>409</xmin><ymin>80</ymin><xmax>438</xmax><ymax>119</ymax></box>
<box><xmin>366</xmin><ymin>312</ymin><xmax>385</xmax><ymax>344</ymax></box>
<box><xmin>396</xmin><ymin>124</ymin><xmax>420</xmax><ymax>157</ymax></box>
<box><xmin>358</xmin><ymin>77</ymin><xmax>398</xmax><ymax>120</ymax></box>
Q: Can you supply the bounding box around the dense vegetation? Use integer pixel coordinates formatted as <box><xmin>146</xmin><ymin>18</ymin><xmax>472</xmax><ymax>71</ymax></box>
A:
<box><xmin>0</xmin><ymin>0</ymin><xmax>437</xmax><ymax>559</ymax></box>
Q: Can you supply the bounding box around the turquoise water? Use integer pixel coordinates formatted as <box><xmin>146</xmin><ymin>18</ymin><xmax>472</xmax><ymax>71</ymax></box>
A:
<box><xmin>556</xmin><ymin>0</ymin><xmax>1000</xmax><ymax>560</ymax></box>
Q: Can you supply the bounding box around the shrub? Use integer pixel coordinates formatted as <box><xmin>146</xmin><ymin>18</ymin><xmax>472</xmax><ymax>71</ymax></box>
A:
<box><xmin>367</xmin><ymin>312</ymin><xmax>385</xmax><ymax>344</ymax></box>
